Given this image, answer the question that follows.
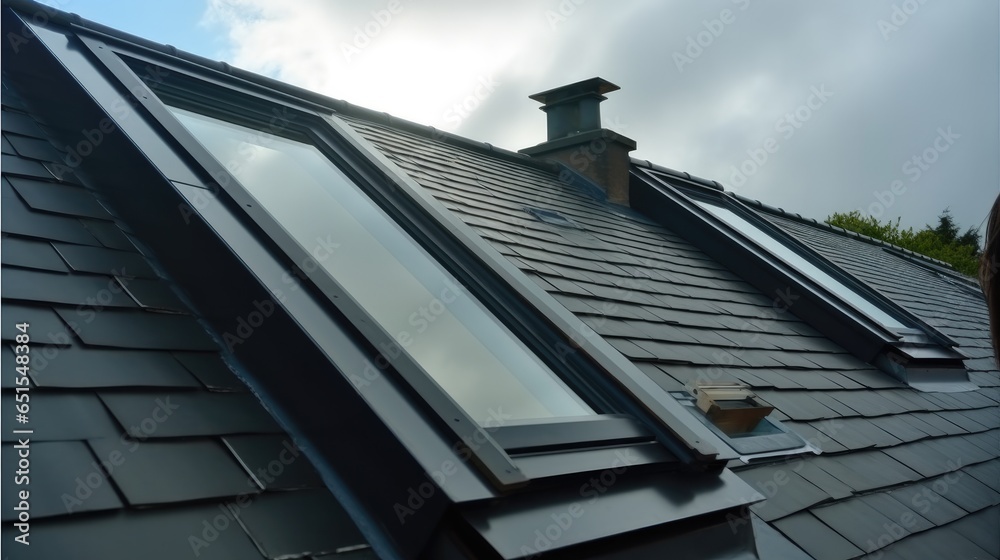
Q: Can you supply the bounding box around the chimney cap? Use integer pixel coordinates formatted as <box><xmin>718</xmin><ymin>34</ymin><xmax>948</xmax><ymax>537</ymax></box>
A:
<box><xmin>528</xmin><ymin>77</ymin><xmax>620</xmax><ymax>106</ymax></box>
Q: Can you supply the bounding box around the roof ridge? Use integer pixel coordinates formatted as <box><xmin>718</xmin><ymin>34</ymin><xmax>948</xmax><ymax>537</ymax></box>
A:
<box><xmin>630</xmin><ymin>157</ymin><xmax>724</xmax><ymax>191</ymax></box>
<box><xmin>728</xmin><ymin>192</ymin><xmax>963</xmax><ymax>274</ymax></box>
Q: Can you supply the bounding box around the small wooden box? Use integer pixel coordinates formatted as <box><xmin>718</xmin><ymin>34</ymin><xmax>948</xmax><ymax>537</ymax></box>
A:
<box><xmin>692</xmin><ymin>383</ymin><xmax>774</xmax><ymax>435</ymax></box>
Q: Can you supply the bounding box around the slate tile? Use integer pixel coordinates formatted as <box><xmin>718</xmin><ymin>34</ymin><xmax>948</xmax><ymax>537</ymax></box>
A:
<box><xmin>736</xmin><ymin>465</ymin><xmax>829</xmax><ymax>521</ymax></box>
<box><xmin>1</xmin><ymin>134</ymin><xmax>14</xmax><ymax>154</ymax></box>
<box><xmin>827</xmin><ymin>417</ymin><xmax>901</xmax><ymax>449</ymax></box>
<box><xmin>884</xmin><ymin>441</ymin><xmax>963</xmax><ymax>478</ymax></box>
<box><xmin>0</xmin><ymin>304</ymin><xmax>73</xmax><ymax>346</ymax></box>
<box><xmin>934</xmin><ymin>469</ymin><xmax>1000</xmax><ymax>512</ymax></box>
<box><xmin>0</xmin><ymin>109</ymin><xmax>46</xmax><ymax>137</ymax></box>
<box><xmin>1</xmin><ymin>154</ymin><xmax>53</xmax><ymax>178</ymax></box>
<box><xmin>793</xmin><ymin>459</ymin><xmax>854</xmax><ymax>500</ymax></box>
<box><xmin>116</xmin><ymin>277</ymin><xmax>187</xmax><ymax>311</ymax></box>
<box><xmin>743</xmin><ymin>369</ymin><xmax>801</xmax><ymax>390</ymax></box>
<box><xmin>885</xmin><ymin>483</ymin><xmax>967</xmax><ymax>526</ymax></box>
<box><xmin>88</xmin><ymin>438</ymin><xmax>257</xmax><ymax>506</ymax></box>
<box><xmin>4</xmin><ymin>133</ymin><xmax>63</xmax><ymax>162</ymax></box>
<box><xmin>2</xmin><ymin>268</ymin><xmax>136</xmax><ymax>308</ymax></box>
<box><xmin>926</xmin><ymin>434</ymin><xmax>995</xmax><ymax>466</ymax></box>
<box><xmin>960</xmin><ymin>407</ymin><xmax>1000</xmax><ymax>432</ymax></box>
<box><xmin>867</xmin><ymin>415</ymin><xmax>933</xmax><ymax>443</ymax></box>
<box><xmin>787</xmin><ymin>421</ymin><xmax>848</xmax><ymax>453</ymax></box>
<box><xmin>935</xmin><ymin>410</ymin><xmax>992</xmax><ymax>433</ymax></box>
<box><xmin>873</xmin><ymin>526</ymin><xmax>994</xmax><ymax>560</ymax></box>
<box><xmin>7</xmin><ymin>177</ymin><xmax>109</xmax><ymax>220</ymax></box>
<box><xmin>772</xmin><ymin>512</ymin><xmax>864</xmax><ymax>560</ymax></box>
<box><xmin>26</xmin><ymin>346</ymin><xmax>201</xmax><ymax>388</ymax></box>
<box><xmin>48</xmin><ymin>242</ymin><xmax>154</xmax><ymax>279</ymax></box>
<box><xmin>98</xmin><ymin>391</ymin><xmax>281</xmax><ymax>437</ymax></box>
<box><xmin>236</xmin><ymin>490</ymin><xmax>366</xmax><ymax>559</ymax></box>
<box><xmin>826</xmin><ymin>390</ymin><xmax>904</xmax><ymax>417</ymax></box>
<box><xmin>916</xmin><ymin>413</ymin><xmax>967</xmax><ymax>436</ymax></box>
<box><xmin>1</xmin><ymin>195</ymin><xmax>101</xmax><ymax>245</ymax></box>
<box><xmin>811</xmin><ymin>498</ymin><xmax>913</xmax><ymax>552</ymax></box>
<box><xmin>0</xmin><ymin>393</ymin><xmax>122</xmax><ymax>442</ymax></box>
<box><xmin>80</xmin><ymin>219</ymin><xmax>137</xmax><ymax>251</ymax></box>
<box><xmin>0</xmin><ymin>505</ymin><xmax>264</xmax><ymax>560</ymax></box>
<box><xmin>1</xmin><ymin>441</ymin><xmax>122</xmax><ymax>521</ymax></box>
<box><xmin>810</xmin><ymin>451</ymin><xmax>920</xmax><ymax>492</ymax></box>
<box><xmin>809</xmin><ymin>391</ymin><xmax>863</xmax><ymax>417</ymax></box>
<box><xmin>949</xmin><ymin>506</ymin><xmax>1000</xmax><ymax>558</ymax></box>
<box><xmin>223</xmin><ymin>435</ymin><xmax>324</xmax><ymax>490</ymax></box>
<box><xmin>173</xmin><ymin>352</ymin><xmax>246</xmax><ymax>391</ymax></box>
<box><xmin>54</xmin><ymin>308</ymin><xmax>217</xmax><ymax>351</ymax></box>
<box><xmin>754</xmin><ymin>390</ymin><xmax>837</xmax><ymax>421</ymax></box>
<box><xmin>963</xmin><ymin>458</ymin><xmax>1000</xmax><ymax>490</ymax></box>
<box><xmin>902</xmin><ymin>413</ymin><xmax>951</xmax><ymax>437</ymax></box>
<box><xmin>855</xmin><ymin>492</ymin><xmax>935</xmax><ymax>535</ymax></box>
<box><xmin>1</xmin><ymin>237</ymin><xmax>69</xmax><ymax>272</ymax></box>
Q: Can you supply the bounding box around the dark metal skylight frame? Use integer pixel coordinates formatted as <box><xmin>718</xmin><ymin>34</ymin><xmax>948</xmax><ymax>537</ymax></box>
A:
<box><xmin>632</xmin><ymin>168</ymin><xmax>972</xmax><ymax>390</ymax></box>
<box><xmin>39</xmin><ymin>25</ymin><xmax>752</xmax><ymax>498</ymax></box>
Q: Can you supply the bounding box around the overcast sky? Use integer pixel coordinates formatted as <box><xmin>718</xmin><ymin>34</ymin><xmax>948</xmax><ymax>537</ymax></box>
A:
<box><xmin>69</xmin><ymin>0</ymin><xmax>999</xmax><ymax>234</ymax></box>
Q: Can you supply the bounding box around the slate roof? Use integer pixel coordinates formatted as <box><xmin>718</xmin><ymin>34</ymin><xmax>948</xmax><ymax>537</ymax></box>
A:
<box><xmin>0</xmin><ymin>81</ymin><xmax>373</xmax><ymax>559</ymax></box>
<box><xmin>343</xmin><ymin>117</ymin><xmax>1000</xmax><ymax>560</ymax></box>
<box><xmin>1</xmin><ymin>2</ymin><xmax>997</xmax><ymax>557</ymax></box>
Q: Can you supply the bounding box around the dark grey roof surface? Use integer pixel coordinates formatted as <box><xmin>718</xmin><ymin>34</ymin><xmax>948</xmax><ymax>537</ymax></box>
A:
<box><xmin>0</xmin><ymin>82</ymin><xmax>370</xmax><ymax>559</ymax></box>
<box><xmin>344</xmin><ymin>116</ymin><xmax>1000</xmax><ymax>560</ymax></box>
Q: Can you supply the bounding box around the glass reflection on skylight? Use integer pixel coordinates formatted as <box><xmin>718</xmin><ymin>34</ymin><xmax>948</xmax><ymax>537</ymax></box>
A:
<box><xmin>693</xmin><ymin>199</ymin><xmax>906</xmax><ymax>330</ymax></box>
<box><xmin>169</xmin><ymin>107</ymin><xmax>595</xmax><ymax>424</ymax></box>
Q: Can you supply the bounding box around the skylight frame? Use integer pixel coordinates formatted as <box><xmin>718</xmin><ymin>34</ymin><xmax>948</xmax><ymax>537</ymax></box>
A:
<box><xmin>54</xmin><ymin>31</ymin><xmax>746</xmax><ymax>496</ymax></box>
<box><xmin>631</xmin><ymin>168</ymin><xmax>971</xmax><ymax>389</ymax></box>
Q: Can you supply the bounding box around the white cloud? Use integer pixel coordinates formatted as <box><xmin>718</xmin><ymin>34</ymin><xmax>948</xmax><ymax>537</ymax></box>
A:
<box><xmin>200</xmin><ymin>0</ymin><xmax>998</xmax><ymax>232</ymax></box>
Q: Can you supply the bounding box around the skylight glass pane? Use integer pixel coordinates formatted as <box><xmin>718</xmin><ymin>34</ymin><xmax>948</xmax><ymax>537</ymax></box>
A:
<box><xmin>170</xmin><ymin>107</ymin><xmax>594</xmax><ymax>423</ymax></box>
<box><xmin>694</xmin><ymin>199</ymin><xmax>907</xmax><ymax>330</ymax></box>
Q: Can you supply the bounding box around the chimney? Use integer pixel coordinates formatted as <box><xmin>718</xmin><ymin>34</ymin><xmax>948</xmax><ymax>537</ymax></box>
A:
<box><xmin>520</xmin><ymin>77</ymin><xmax>636</xmax><ymax>205</ymax></box>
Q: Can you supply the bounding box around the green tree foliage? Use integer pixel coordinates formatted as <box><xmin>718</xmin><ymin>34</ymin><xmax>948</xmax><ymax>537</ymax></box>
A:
<box><xmin>826</xmin><ymin>209</ymin><xmax>982</xmax><ymax>276</ymax></box>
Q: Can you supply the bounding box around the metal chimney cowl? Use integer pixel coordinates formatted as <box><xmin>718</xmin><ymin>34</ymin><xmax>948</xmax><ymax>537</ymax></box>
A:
<box><xmin>520</xmin><ymin>77</ymin><xmax>637</xmax><ymax>206</ymax></box>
